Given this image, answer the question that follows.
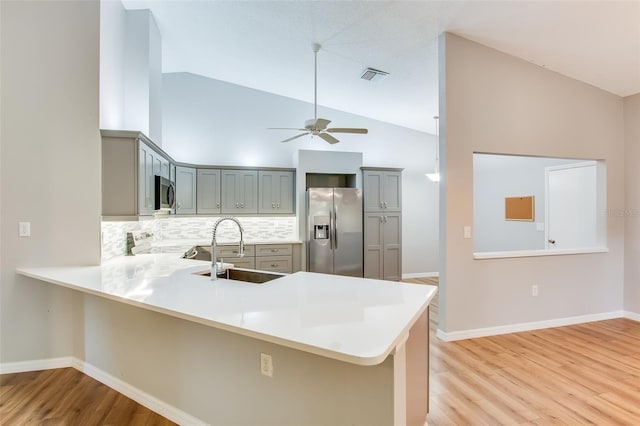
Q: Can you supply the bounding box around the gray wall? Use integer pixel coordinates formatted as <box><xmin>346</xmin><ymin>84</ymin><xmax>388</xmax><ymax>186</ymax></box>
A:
<box><xmin>473</xmin><ymin>154</ymin><xmax>582</xmax><ymax>252</ymax></box>
<box><xmin>624</xmin><ymin>93</ymin><xmax>640</xmax><ymax>315</ymax></box>
<box><xmin>162</xmin><ymin>72</ymin><xmax>439</xmax><ymax>275</ymax></box>
<box><xmin>439</xmin><ymin>33</ymin><xmax>625</xmax><ymax>334</ymax></box>
<box><xmin>0</xmin><ymin>0</ymin><xmax>101</xmax><ymax>362</ymax></box>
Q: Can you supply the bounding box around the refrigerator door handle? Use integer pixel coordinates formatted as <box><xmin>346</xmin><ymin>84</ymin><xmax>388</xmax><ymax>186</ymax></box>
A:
<box><xmin>333</xmin><ymin>205</ymin><xmax>338</xmax><ymax>250</ymax></box>
<box><xmin>329</xmin><ymin>208</ymin><xmax>334</xmax><ymax>250</ymax></box>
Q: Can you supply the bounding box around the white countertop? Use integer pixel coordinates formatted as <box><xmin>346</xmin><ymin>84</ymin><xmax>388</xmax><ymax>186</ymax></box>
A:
<box><xmin>17</xmin><ymin>254</ymin><xmax>437</xmax><ymax>366</ymax></box>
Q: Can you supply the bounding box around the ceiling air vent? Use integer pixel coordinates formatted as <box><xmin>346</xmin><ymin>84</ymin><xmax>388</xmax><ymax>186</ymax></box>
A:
<box><xmin>360</xmin><ymin>68</ymin><xmax>389</xmax><ymax>82</ymax></box>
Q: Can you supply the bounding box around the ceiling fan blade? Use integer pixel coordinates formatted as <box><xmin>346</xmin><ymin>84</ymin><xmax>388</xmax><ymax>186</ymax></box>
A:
<box><xmin>268</xmin><ymin>127</ymin><xmax>307</xmax><ymax>131</ymax></box>
<box><xmin>318</xmin><ymin>132</ymin><xmax>340</xmax><ymax>144</ymax></box>
<box><xmin>326</xmin><ymin>128</ymin><xmax>369</xmax><ymax>134</ymax></box>
<box><xmin>280</xmin><ymin>132</ymin><xmax>309</xmax><ymax>143</ymax></box>
<box><xmin>305</xmin><ymin>118</ymin><xmax>331</xmax><ymax>131</ymax></box>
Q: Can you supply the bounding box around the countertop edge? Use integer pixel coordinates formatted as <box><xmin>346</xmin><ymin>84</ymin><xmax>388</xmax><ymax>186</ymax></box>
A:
<box><xmin>16</xmin><ymin>267</ymin><xmax>436</xmax><ymax>366</ymax></box>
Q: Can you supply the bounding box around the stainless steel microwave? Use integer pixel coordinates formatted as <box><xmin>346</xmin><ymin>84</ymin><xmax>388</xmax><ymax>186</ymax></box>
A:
<box><xmin>154</xmin><ymin>175</ymin><xmax>176</xmax><ymax>212</ymax></box>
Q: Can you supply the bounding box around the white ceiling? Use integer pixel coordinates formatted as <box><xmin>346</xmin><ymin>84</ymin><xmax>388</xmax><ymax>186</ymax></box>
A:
<box><xmin>122</xmin><ymin>1</ymin><xmax>640</xmax><ymax>134</ymax></box>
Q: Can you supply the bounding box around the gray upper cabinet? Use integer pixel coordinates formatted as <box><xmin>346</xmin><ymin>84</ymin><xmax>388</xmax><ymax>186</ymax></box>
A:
<box><xmin>221</xmin><ymin>170</ymin><xmax>258</xmax><ymax>214</ymax></box>
<box><xmin>102</xmin><ymin>132</ymin><xmax>172</xmax><ymax>217</ymax></box>
<box><xmin>363</xmin><ymin>169</ymin><xmax>402</xmax><ymax>212</ymax></box>
<box><xmin>175</xmin><ymin>166</ymin><xmax>197</xmax><ymax>215</ymax></box>
<box><xmin>258</xmin><ymin>171</ymin><xmax>294</xmax><ymax>214</ymax></box>
<box><xmin>197</xmin><ymin>169</ymin><xmax>221</xmax><ymax>214</ymax></box>
<box><xmin>102</xmin><ymin>131</ymin><xmax>295</xmax><ymax>218</ymax></box>
<box><xmin>138</xmin><ymin>141</ymin><xmax>156</xmax><ymax>216</ymax></box>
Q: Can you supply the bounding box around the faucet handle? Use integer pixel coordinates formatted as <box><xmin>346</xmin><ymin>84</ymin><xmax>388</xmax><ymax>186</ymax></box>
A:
<box><xmin>238</xmin><ymin>241</ymin><xmax>245</xmax><ymax>257</ymax></box>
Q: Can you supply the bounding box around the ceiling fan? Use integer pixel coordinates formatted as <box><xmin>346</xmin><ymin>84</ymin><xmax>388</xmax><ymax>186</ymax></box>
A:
<box><xmin>269</xmin><ymin>43</ymin><xmax>368</xmax><ymax>144</ymax></box>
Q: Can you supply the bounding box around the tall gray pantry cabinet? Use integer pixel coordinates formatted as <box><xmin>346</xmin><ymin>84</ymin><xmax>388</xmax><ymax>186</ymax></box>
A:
<box><xmin>362</xmin><ymin>168</ymin><xmax>403</xmax><ymax>281</ymax></box>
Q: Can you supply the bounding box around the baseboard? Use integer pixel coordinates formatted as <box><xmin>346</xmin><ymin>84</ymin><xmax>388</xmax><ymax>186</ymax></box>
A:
<box><xmin>74</xmin><ymin>359</ymin><xmax>206</xmax><ymax>425</ymax></box>
<box><xmin>402</xmin><ymin>272</ymin><xmax>439</xmax><ymax>279</ymax></box>
<box><xmin>436</xmin><ymin>310</ymin><xmax>625</xmax><ymax>342</ymax></box>
<box><xmin>1</xmin><ymin>356</ymin><xmax>205</xmax><ymax>425</ymax></box>
<box><xmin>0</xmin><ymin>356</ymin><xmax>74</xmax><ymax>374</ymax></box>
<box><xmin>624</xmin><ymin>311</ymin><xmax>640</xmax><ymax>321</ymax></box>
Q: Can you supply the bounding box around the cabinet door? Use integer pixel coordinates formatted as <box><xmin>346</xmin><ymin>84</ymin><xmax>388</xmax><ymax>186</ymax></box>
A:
<box><xmin>382</xmin><ymin>213</ymin><xmax>402</xmax><ymax>281</ymax></box>
<box><xmin>175</xmin><ymin>166</ymin><xmax>197</xmax><ymax>215</ymax></box>
<box><xmin>160</xmin><ymin>157</ymin><xmax>170</xmax><ymax>179</ymax></box>
<box><xmin>363</xmin><ymin>171</ymin><xmax>384</xmax><ymax>211</ymax></box>
<box><xmin>138</xmin><ymin>142</ymin><xmax>155</xmax><ymax>215</ymax></box>
<box><xmin>363</xmin><ymin>213</ymin><xmax>384</xmax><ymax>279</ymax></box>
<box><xmin>221</xmin><ymin>170</ymin><xmax>258</xmax><ymax>214</ymax></box>
<box><xmin>258</xmin><ymin>171</ymin><xmax>294</xmax><ymax>214</ymax></box>
<box><xmin>382</xmin><ymin>172</ymin><xmax>402</xmax><ymax>211</ymax></box>
<box><xmin>197</xmin><ymin>169</ymin><xmax>221</xmax><ymax>214</ymax></box>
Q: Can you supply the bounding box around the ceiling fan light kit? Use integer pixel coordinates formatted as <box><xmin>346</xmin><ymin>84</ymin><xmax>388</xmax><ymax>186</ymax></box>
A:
<box><xmin>269</xmin><ymin>43</ymin><xmax>369</xmax><ymax>144</ymax></box>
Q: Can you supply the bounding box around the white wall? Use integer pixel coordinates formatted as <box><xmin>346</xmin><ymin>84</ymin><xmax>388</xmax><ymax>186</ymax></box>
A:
<box><xmin>439</xmin><ymin>33</ymin><xmax>625</xmax><ymax>336</ymax></box>
<box><xmin>100</xmin><ymin>4</ymin><xmax>163</xmax><ymax>146</ymax></box>
<box><xmin>624</xmin><ymin>93</ymin><xmax>640</xmax><ymax>315</ymax></box>
<box><xmin>162</xmin><ymin>72</ymin><xmax>439</xmax><ymax>275</ymax></box>
<box><xmin>1</xmin><ymin>0</ymin><xmax>101</xmax><ymax>362</ymax></box>
<box><xmin>473</xmin><ymin>154</ymin><xmax>582</xmax><ymax>252</ymax></box>
<box><xmin>99</xmin><ymin>0</ymin><xmax>126</xmax><ymax>130</ymax></box>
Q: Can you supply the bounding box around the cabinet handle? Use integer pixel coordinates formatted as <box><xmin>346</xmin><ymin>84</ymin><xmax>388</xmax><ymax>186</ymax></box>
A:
<box><xmin>235</xmin><ymin>202</ymin><xmax>239</xmax><ymax>208</ymax></box>
<box><xmin>379</xmin><ymin>202</ymin><xmax>383</xmax><ymax>209</ymax></box>
<box><xmin>217</xmin><ymin>203</ymin><xmax>220</xmax><ymax>208</ymax></box>
<box><xmin>276</xmin><ymin>203</ymin><xmax>280</xmax><ymax>208</ymax></box>
<box><xmin>270</xmin><ymin>249</ymin><xmax>277</xmax><ymax>253</ymax></box>
<box><xmin>270</xmin><ymin>263</ymin><xmax>278</xmax><ymax>267</ymax></box>
<box><xmin>272</xmin><ymin>202</ymin><xmax>275</xmax><ymax>208</ymax></box>
<box><xmin>383</xmin><ymin>202</ymin><xmax>387</xmax><ymax>209</ymax></box>
<box><xmin>241</xmin><ymin>203</ymin><xmax>245</xmax><ymax>208</ymax></box>
<box><xmin>177</xmin><ymin>202</ymin><xmax>181</xmax><ymax>209</ymax></box>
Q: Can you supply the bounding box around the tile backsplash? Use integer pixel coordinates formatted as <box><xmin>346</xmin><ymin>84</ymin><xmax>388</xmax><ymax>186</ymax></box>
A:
<box><xmin>101</xmin><ymin>216</ymin><xmax>298</xmax><ymax>262</ymax></box>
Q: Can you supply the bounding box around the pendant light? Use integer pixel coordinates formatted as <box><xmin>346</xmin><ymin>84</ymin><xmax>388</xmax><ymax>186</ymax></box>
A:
<box><xmin>426</xmin><ymin>115</ymin><xmax>440</xmax><ymax>182</ymax></box>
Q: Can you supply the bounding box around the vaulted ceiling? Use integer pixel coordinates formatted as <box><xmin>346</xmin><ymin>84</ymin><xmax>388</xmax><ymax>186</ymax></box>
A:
<box><xmin>122</xmin><ymin>1</ymin><xmax>640</xmax><ymax>134</ymax></box>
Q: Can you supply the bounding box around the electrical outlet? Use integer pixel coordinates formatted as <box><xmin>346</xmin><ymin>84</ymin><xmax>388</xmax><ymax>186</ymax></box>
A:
<box><xmin>532</xmin><ymin>284</ymin><xmax>539</xmax><ymax>297</ymax></box>
<box><xmin>260</xmin><ymin>353</ymin><xmax>273</xmax><ymax>377</ymax></box>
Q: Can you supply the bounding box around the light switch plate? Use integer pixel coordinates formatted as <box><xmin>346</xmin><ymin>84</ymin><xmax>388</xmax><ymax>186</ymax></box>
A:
<box><xmin>19</xmin><ymin>222</ymin><xmax>31</xmax><ymax>237</ymax></box>
<box><xmin>536</xmin><ymin>222</ymin><xmax>545</xmax><ymax>232</ymax></box>
<box><xmin>463</xmin><ymin>226</ymin><xmax>472</xmax><ymax>239</ymax></box>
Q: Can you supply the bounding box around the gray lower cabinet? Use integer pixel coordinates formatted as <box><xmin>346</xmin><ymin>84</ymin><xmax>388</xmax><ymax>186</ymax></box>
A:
<box><xmin>364</xmin><ymin>213</ymin><xmax>402</xmax><ymax>281</ymax></box>
<box><xmin>175</xmin><ymin>166</ymin><xmax>197</xmax><ymax>215</ymax></box>
<box><xmin>258</xmin><ymin>171</ymin><xmax>294</xmax><ymax>214</ymax></box>
<box><xmin>221</xmin><ymin>170</ymin><xmax>258</xmax><ymax>214</ymax></box>
<box><xmin>197</xmin><ymin>169</ymin><xmax>221</xmax><ymax>214</ymax></box>
<box><xmin>216</xmin><ymin>244</ymin><xmax>295</xmax><ymax>273</ymax></box>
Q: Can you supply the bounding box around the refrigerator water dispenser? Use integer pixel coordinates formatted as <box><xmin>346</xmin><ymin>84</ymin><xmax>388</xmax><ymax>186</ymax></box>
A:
<box><xmin>313</xmin><ymin>216</ymin><xmax>330</xmax><ymax>239</ymax></box>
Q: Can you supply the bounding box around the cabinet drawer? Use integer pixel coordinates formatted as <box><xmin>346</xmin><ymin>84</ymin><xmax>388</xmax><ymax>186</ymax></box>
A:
<box><xmin>255</xmin><ymin>244</ymin><xmax>292</xmax><ymax>257</ymax></box>
<box><xmin>255</xmin><ymin>256</ymin><xmax>292</xmax><ymax>273</ymax></box>
<box><xmin>216</xmin><ymin>244</ymin><xmax>255</xmax><ymax>258</ymax></box>
<box><xmin>226</xmin><ymin>258</ymin><xmax>255</xmax><ymax>270</ymax></box>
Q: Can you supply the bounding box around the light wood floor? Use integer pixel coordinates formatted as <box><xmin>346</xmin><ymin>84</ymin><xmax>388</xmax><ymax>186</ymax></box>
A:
<box><xmin>405</xmin><ymin>277</ymin><xmax>640</xmax><ymax>425</ymax></box>
<box><xmin>2</xmin><ymin>277</ymin><xmax>639</xmax><ymax>425</ymax></box>
<box><xmin>0</xmin><ymin>368</ymin><xmax>176</xmax><ymax>425</ymax></box>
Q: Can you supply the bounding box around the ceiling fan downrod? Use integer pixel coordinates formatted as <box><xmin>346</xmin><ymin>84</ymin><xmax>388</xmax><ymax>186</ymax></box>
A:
<box><xmin>313</xmin><ymin>43</ymin><xmax>321</xmax><ymax>122</ymax></box>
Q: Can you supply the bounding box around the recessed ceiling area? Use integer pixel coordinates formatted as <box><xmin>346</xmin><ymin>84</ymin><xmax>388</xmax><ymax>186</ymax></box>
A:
<box><xmin>121</xmin><ymin>1</ymin><xmax>640</xmax><ymax>134</ymax></box>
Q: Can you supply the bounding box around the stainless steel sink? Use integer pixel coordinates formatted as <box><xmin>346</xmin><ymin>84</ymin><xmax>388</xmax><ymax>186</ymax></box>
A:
<box><xmin>194</xmin><ymin>268</ymin><xmax>283</xmax><ymax>284</ymax></box>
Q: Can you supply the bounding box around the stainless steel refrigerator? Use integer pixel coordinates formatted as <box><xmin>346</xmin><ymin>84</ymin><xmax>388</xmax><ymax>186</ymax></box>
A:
<box><xmin>307</xmin><ymin>188</ymin><xmax>363</xmax><ymax>277</ymax></box>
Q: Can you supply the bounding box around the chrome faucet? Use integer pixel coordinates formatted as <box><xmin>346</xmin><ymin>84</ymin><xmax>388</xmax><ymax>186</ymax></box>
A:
<box><xmin>211</xmin><ymin>217</ymin><xmax>245</xmax><ymax>280</ymax></box>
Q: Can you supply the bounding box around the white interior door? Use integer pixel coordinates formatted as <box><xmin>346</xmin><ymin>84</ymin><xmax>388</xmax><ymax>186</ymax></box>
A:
<box><xmin>545</xmin><ymin>162</ymin><xmax>597</xmax><ymax>249</ymax></box>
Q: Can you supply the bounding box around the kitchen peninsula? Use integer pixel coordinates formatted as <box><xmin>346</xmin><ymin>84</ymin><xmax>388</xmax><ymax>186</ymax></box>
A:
<box><xmin>18</xmin><ymin>254</ymin><xmax>437</xmax><ymax>426</ymax></box>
